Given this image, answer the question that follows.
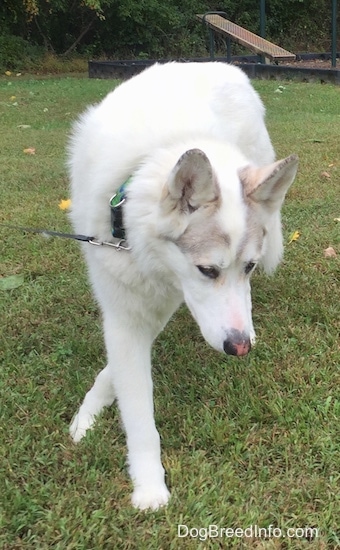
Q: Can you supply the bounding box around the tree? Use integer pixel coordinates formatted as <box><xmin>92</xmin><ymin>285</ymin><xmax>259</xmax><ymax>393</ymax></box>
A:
<box><xmin>1</xmin><ymin>0</ymin><xmax>115</xmax><ymax>54</ymax></box>
<box><xmin>0</xmin><ymin>0</ymin><xmax>335</xmax><ymax>59</ymax></box>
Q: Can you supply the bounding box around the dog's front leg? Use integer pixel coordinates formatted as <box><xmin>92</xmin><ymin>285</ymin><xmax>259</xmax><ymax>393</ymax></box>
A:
<box><xmin>103</xmin><ymin>313</ymin><xmax>170</xmax><ymax>511</ymax></box>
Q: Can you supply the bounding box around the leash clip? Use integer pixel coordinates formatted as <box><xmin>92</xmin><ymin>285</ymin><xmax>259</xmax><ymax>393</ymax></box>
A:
<box><xmin>89</xmin><ymin>238</ymin><xmax>131</xmax><ymax>251</ymax></box>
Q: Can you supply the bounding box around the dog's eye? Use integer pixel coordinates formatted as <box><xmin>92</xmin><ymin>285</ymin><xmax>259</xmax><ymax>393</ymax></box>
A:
<box><xmin>197</xmin><ymin>265</ymin><xmax>220</xmax><ymax>279</ymax></box>
<box><xmin>244</xmin><ymin>261</ymin><xmax>256</xmax><ymax>275</ymax></box>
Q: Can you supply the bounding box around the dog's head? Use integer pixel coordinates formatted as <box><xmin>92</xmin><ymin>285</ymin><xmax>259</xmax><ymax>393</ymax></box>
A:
<box><xmin>154</xmin><ymin>145</ymin><xmax>298</xmax><ymax>356</ymax></box>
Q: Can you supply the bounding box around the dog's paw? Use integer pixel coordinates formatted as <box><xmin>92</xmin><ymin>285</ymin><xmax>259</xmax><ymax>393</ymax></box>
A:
<box><xmin>69</xmin><ymin>411</ymin><xmax>94</xmax><ymax>443</ymax></box>
<box><xmin>131</xmin><ymin>483</ymin><xmax>170</xmax><ymax>511</ymax></box>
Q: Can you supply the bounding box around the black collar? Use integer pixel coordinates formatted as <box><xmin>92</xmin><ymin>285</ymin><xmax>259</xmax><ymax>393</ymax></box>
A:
<box><xmin>110</xmin><ymin>177</ymin><xmax>132</xmax><ymax>239</ymax></box>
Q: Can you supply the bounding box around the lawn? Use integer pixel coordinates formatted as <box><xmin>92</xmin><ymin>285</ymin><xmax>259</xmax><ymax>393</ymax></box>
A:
<box><xmin>0</xmin><ymin>72</ymin><xmax>339</xmax><ymax>549</ymax></box>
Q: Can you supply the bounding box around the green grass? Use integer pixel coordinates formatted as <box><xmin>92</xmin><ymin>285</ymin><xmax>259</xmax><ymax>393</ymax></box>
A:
<box><xmin>0</xmin><ymin>74</ymin><xmax>339</xmax><ymax>549</ymax></box>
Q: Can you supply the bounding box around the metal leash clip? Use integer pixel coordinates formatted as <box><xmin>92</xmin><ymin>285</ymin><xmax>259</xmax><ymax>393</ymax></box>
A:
<box><xmin>88</xmin><ymin>237</ymin><xmax>131</xmax><ymax>251</ymax></box>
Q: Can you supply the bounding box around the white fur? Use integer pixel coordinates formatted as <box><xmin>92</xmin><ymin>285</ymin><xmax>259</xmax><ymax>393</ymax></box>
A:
<box><xmin>68</xmin><ymin>62</ymin><xmax>298</xmax><ymax>510</ymax></box>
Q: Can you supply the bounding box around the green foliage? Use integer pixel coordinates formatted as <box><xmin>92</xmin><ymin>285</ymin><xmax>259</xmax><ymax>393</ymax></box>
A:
<box><xmin>0</xmin><ymin>0</ymin><xmax>337</xmax><ymax>61</ymax></box>
<box><xmin>266</xmin><ymin>0</ymin><xmax>333</xmax><ymax>50</ymax></box>
<box><xmin>0</xmin><ymin>33</ymin><xmax>42</xmax><ymax>70</ymax></box>
<box><xmin>95</xmin><ymin>0</ymin><xmax>208</xmax><ymax>58</ymax></box>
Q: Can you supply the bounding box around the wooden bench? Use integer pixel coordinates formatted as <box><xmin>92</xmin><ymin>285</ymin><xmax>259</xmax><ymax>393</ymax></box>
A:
<box><xmin>197</xmin><ymin>13</ymin><xmax>296</xmax><ymax>63</ymax></box>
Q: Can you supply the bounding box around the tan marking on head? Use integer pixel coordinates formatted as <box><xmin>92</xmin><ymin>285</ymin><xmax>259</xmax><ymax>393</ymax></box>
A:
<box><xmin>237</xmin><ymin>203</ymin><xmax>266</xmax><ymax>259</ymax></box>
<box><xmin>178</xmin><ymin>216</ymin><xmax>230</xmax><ymax>264</ymax></box>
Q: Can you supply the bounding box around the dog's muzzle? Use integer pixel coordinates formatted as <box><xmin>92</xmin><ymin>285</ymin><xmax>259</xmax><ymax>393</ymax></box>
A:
<box><xmin>223</xmin><ymin>330</ymin><xmax>251</xmax><ymax>357</ymax></box>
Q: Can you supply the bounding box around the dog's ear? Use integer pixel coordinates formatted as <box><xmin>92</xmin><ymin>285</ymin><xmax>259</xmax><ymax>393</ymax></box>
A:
<box><xmin>239</xmin><ymin>155</ymin><xmax>298</xmax><ymax>211</ymax></box>
<box><xmin>162</xmin><ymin>148</ymin><xmax>219</xmax><ymax>214</ymax></box>
<box><xmin>240</xmin><ymin>155</ymin><xmax>298</xmax><ymax>274</ymax></box>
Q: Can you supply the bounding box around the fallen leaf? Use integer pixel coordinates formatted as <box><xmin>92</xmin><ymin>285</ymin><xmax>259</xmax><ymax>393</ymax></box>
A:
<box><xmin>10</xmin><ymin>95</ymin><xmax>16</xmax><ymax>101</ymax></box>
<box><xmin>5</xmin><ymin>70</ymin><xmax>12</xmax><ymax>76</ymax></box>
<box><xmin>0</xmin><ymin>274</ymin><xmax>24</xmax><ymax>290</ymax></box>
<box><xmin>320</xmin><ymin>171</ymin><xmax>331</xmax><ymax>179</ymax></box>
<box><xmin>288</xmin><ymin>230</ymin><xmax>300</xmax><ymax>244</ymax></box>
<box><xmin>58</xmin><ymin>198</ymin><xmax>72</xmax><ymax>210</ymax></box>
<box><xmin>23</xmin><ymin>147</ymin><xmax>36</xmax><ymax>155</ymax></box>
<box><xmin>334</xmin><ymin>218</ymin><xmax>340</xmax><ymax>222</ymax></box>
<box><xmin>17</xmin><ymin>124</ymin><xmax>31</xmax><ymax>129</ymax></box>
<box><xmin>324</xmin><ymin>247</ymin><xmax>336</xmax><ymax>258</ymax></box>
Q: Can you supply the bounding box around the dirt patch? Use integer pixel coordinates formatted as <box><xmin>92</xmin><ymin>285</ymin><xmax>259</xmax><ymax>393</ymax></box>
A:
<box><xmin>282</xmin><ymin>58</ymin><xmax>338</xmax><ymax>70</ymax></box>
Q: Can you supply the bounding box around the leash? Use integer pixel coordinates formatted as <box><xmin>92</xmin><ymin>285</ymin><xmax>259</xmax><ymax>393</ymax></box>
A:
<box><xmin>1</xmin><ymin>177</ymin><xmax>133</xmax><ymax>251</ymax></box>
<box><xmin>0</xmin><ymin>223</ymin><xmax>131</xmax><ymax>251</ymax></box>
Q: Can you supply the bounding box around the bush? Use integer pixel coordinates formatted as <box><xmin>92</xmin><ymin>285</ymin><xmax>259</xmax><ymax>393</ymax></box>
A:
<box><xmin>0</xmin><ymin>34</ymin><xmax>43</xmax><ymax>71</ymax></box>
<box><xmin>0</xmin><ymin>0</ymin><xmax>337</xmax><ymax>69</ymax></box>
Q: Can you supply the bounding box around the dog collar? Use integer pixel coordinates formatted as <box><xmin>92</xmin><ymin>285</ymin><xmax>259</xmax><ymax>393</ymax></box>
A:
<box><xmin>110</xmin><ymin>176</ymin><xmax>132</xmax><ymax>239</ymax></box>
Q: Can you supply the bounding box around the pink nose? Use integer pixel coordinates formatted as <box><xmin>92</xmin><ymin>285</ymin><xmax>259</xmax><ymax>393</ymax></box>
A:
<box><xmin>223</xmin><ymin>331</ymin><xmax>251</xmax><ymax>356</ymax></box>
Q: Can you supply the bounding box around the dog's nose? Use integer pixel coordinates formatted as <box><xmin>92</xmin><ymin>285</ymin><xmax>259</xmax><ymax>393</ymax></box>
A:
<box><xmin>223</xmin><ymin>330</ymin><xmax>251</xmax><ymax>356</ymax></box>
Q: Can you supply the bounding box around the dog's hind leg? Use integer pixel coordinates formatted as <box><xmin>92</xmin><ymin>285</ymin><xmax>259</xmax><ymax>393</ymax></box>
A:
<box><xmin>69</xmin><ymin>364</ymin><xmax>115</xmax><ymax>443</ymax></box>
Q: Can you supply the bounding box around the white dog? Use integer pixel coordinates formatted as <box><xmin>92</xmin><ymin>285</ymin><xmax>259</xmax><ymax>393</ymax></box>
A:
<box><xmin>68</xmin><ymin>62</ymin><xmax>298</xmax><ymax>510</ymax></box>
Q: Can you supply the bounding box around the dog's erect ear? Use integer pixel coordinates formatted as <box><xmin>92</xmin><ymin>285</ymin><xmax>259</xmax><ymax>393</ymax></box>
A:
<box><xmin>240</xmin><ymin>155</ymin><xmax>298</xmax><ymax>274</ymax></box>
<box><xmin>239</xmin><ymin>155</ymin><xmax>298</xmax><ymax>211</ymax></box>
<box><xmin>162</xmin><ymin>148</ymin><xmax>220</xmax><ymax>214</ymax></box>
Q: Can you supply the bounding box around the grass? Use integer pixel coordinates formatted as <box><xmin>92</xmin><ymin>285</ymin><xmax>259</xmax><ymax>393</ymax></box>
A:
<box><xmin>0</xmin><ymin>73</ymin><xmax>339</xmax><ymax>549</ymax></box>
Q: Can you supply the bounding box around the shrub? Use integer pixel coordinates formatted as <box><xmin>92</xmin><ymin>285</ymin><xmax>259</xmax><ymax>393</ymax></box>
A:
<box><xmin>0</xmin><ymin>34</ymin><xmax>42</xmax><ymax>71</ymax></box>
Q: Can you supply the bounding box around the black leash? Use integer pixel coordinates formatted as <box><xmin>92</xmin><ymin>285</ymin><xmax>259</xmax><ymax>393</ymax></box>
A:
<box><xmin>0</xmin><ymin>223</ymin><xmax>131</xmax><ymax>250</ymax></box>
<box><xmin>0</xmin><ymin>223</ymin><xmax>93</xmax><ymax>242</ymax></box>
<box><xmin>1</xmin><ymin>180</ymin><xmax>132</xmax><ymax>250</ymax></box>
